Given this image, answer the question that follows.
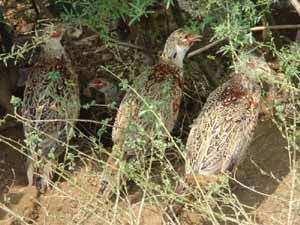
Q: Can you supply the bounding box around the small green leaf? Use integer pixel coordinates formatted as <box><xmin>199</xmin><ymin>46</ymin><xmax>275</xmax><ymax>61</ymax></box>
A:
<box><xmin>48</xmin><ymin>71</ymin><xmax>61</xmax><ymax>81</ymax></box>
<box><xmin>10</xmin><ymin>95</ymin><xmax>22</xmax><ymax>108</ymax></box>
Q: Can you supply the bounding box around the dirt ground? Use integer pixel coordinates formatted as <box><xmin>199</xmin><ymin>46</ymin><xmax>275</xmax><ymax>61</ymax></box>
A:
<box><xmin>0</xmin><ymin>120</ymin><xmax>299</xmax><ymax>225</ymax></box>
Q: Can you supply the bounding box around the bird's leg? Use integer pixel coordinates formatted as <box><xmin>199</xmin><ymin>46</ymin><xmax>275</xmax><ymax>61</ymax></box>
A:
<box><xmin>26</xmin><ymin>157</ymin><xmax>35</xmax><ymax>187</ymax></box>
<box><xmin>98</xmin><ymin>155</ymin><xmax>120</xmax><ymax>199</ymax></box>
<box><xmin>36</xmin><ymin>160</ymin><xmax>54</xmax><ymax>194</ymax></box>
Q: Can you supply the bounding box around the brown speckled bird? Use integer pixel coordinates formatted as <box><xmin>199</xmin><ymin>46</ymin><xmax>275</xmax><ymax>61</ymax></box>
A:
<box><xmin>99</xmin><ymin>29</ymin><xmax>200</xmax><ymax>197</ymax></box>
<box><xmin>22</xmin><ymin>24</ymin><xmax>80</xmax><ymax>193</ymax></box>
<box><xmin>185</xmin><ymin>53</ymin><xmax>272</xmax><ymax>185</ymax></box>
<box><xmin>166</xmin><ymin>53</ymin><xmax>273</xmax><ymax>220</ymax></box>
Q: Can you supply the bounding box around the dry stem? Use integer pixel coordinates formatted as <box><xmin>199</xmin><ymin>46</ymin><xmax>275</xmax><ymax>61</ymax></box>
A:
<box><xmin>188</xmin><ymin>24</ymin><xmax>300</xmax><ymax>57</ymax></box>
<box><xmin>290</xmin><ymin>0</ymin><xmax>300</xmax><ymax>16</ymax></box>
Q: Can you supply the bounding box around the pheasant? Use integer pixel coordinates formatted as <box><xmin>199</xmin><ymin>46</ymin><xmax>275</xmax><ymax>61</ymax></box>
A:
<box><xmin>185</xmin><ymin>53</ymin><xmax>271</xmax><ymax>184</ymax></box>
<box><xmin>165</xmin><ymin>52</ymin><xmax>273</xmax><ymax>219</ymax></box>
<box><xmin>22</xmin><ymin>24</ymin><xmax>80</xmax><ymax>193</ymax></box>
<box><xmin>99</xmin><ymin>29</ymin><xmax>200</xmax><ymax>198</ymax></box>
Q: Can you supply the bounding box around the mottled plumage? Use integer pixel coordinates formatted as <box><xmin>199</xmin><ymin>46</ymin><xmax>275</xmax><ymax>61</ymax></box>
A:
<box><xmin>99</xmin><ymin>29</ymin><xmax>200</xmax><ymax>197</ymax></box>
<box><xmin>22</xmin><ymin>24</ymin><xmax>80</xmax><ymax>192</ymax></box>
<box><xmin>185</xmin><ymin>53</ymin><xmax>272</xmax><ymax>179</ymax></box>
<box><xmin>112</xmin><ymin>61</ymin><xmax>182</xmax><ymax>145</ymax></box>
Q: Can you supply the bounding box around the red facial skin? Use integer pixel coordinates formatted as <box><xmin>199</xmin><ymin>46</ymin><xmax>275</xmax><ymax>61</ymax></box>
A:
<box><xmin>51</xmin><ymin>31</ymin><xmax>62</xmax><ymax>38</ymax></box>
<box><xmin>182</xmin><ymin>33</ymin><xmax>196</xmax><ymax>47</ymax></box>
<box><xmin>246</xmin><ymin>61</ymin><xmax>256</xmax><ymax>69</ymax></box>
<box><xmin>88</xmin><ymin>79</ymin><xmax>106</xmax><ymax>90</ymax></box>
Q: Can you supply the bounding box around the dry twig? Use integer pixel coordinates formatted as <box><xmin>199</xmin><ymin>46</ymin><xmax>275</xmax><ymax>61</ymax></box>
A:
<box><xmin>290</xmin><ymin>0</ymin><xmax>300</xmax><ymax>16</ymax></box>
<box><xmin>187</xmin><ymin>39</ymin><xmax>225</xmax><ymax>58</ymax></box>
<box><xmin>110</xmin><ymin>38</ymin><xmax>146</xmax><ymax>51</ymax></box>
<box><xmin>188</xmin><ymin>24</ymin><xmax>300</xmax><ymax>57</ymax></box>
<box><xmin>250</xmin><ymin>24</ymin><xmax>300</xmax><ymax>31</ymax></box>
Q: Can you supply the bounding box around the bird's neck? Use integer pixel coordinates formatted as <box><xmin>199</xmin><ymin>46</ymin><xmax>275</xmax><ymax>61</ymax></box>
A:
<box><xmin>42</xmin><ymin>39</ymin><xmax>65</xmax><ymax>58</ymax></box>
<box><xmin>161</xmin><ymin>44</ymin><xmax>188</xmax><ymax>69</ymax></box>
<box><xmin>174</xmin><ymin>58</ymin><xmax>184</xmax><ymax>69</ymax></box>
<box><xmin>102</xmin><ymin>83</ymin><xmax>118</xmax><ymax>104</ymax></box>
<box><xmin>160</xmin><ymin>55</ymin><xmax>184</xmax><ymax>69</ymax></box>
<box><xmin>236</xmin><ymin>72</ymin><xmax>259</xmax><ymax>93</ymax></box>
<box><xmin>160</xmin><ymin>56</ymin><xmax>184</xmax><ymax>73</ymax></box>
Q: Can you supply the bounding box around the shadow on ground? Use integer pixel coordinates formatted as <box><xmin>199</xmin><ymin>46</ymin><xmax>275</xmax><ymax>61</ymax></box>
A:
<box><xmin>234</xmin><ymin>120</ymin><xmax>296</xmax><ymax>210</ymax></box>
<box><xmin>0</xmin><ymin>126</ymin><xmax>27</xmax><ymax>220</ymax></box>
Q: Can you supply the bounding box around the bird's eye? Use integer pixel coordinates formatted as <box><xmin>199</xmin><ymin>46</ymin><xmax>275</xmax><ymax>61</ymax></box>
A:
<box><xmin>173</xmin><ymin>52</ymin><xmax>177</xmax><ymax>59</ymax></box>
<box><xmin>183</xmin><ymin>33</ymin><xmax>192</xmax><ymax>39</ymax></box>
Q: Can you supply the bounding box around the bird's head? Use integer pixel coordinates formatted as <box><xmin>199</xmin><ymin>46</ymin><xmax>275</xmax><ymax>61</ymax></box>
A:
<box><xmin>84</xmin><ymin>77</ymin><xmax>119</xmax><ymax>104</ymax></box>
<box><xmin>44</xmin><ymin>23</ymin><xmax>65</xmax><ymax>41</ymax></box>
<box><xmin>42</xmin><ymin>24</ymin><xmax>65</xmax><ymax>57</ymax></box>
<box><xmin>161</xmin><ymin>29</ymin><xmax>200</xmax><ymax>68</ymax></box>
<box><xmin>237</xmin><ymin>52</ymin><xmax>272</xmax><ymax>80</ymax></box>
<box><xmin>88</xmin><ymin>78</ymin><xmax>107</xmax><ymax>90</ymax></box>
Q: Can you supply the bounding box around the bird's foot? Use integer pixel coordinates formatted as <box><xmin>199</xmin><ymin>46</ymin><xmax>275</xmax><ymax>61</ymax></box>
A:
<box><xmin>27</xmin><ymin>162</ymin><xmax>53</xmax><ymax>194</ymax></box>
<box><xmin>39</xmin><ymin>162</ymin><xmax>53</xmax><ymax>193</ymax></box>
<box><xmin>98</xmin><ymin>171</ymin><xmax>117</xmax><ymax>200</ymax></box>
<box><xmin>98</xmin><ymin>155</ymin><xmax>124</xmax><ymax>200</ymax></box>
<box><xmin>99</xmin><ymin>184</ymin><xmax>114</xmax><ymax>201</ymax></box>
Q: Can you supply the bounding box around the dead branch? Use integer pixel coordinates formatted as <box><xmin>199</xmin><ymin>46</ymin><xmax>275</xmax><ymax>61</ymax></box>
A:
<box><xmin>250</xmin><ymin>24</ymin><xmax>300</xmax><ymax>31</ymax></box>
<box><xmin>110</xmin><ymin>38</ymin><xmax>146</xmax><ymax>51</ymax></box>
<box><xmin>73</xmin><ymin>34</ymin><xmax>99</xmax><ymax>46</ymax></box>
<box><xmin>187</xmin><ymin>39</ymin><xmax>225</xmax><ymax>58</ymax></box>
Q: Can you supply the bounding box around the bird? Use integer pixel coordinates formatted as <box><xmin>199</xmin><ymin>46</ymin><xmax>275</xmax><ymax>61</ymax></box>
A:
<box><xmin>98</xmin><ymin>29</ymin><xmax>200</xmax><ymax>198</ymax></box>
<box><xmin>165</xmin><ymin>52</ymin><xmax>272</xmax><ymax>220</ymax></box>
<box><xmin>81</xmin><ymin>77</ymin><xmax>121</xmax><ymax>141</ymax></box>
<box><xmin>83</xmin><ymin>77</ymin><xmax>121</xmax><ymax>106</ymax></box>
<box><xmin>184</xmin><ymin>52</ymin><xmax>272</xmax><ymax>186</ymax></box>
<box><xmin>22</xmin><ymin>24</ymin><xmax>80</xmax><ymax>193</ymax></box>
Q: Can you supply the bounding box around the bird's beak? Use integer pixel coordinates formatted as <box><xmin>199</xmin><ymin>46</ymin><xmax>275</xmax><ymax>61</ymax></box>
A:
<box><xmin>190</xmin><ymin>35</ymin><xmax>201</xmax><ymax>43</ymax></box>
<box><xmin>183</xmin><ymin>34</ymin><xmax>201</xmax><ymax>47</ymax></box>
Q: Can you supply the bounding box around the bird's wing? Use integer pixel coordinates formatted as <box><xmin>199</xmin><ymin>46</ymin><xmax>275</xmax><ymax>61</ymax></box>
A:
<box><xmin>112</xmin><ymin>62</ymin><xmax>183</xmax><ymax>145</ymax></box>
<box><xmin>22</xmin><ymin>57</ymin><xmax>80</xmax><ymax>156</ymax></box>
<box><xmin>186</xmin><ymin>79</ymin><xmax>259</xmax><ymax>175</ymax></box>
